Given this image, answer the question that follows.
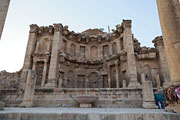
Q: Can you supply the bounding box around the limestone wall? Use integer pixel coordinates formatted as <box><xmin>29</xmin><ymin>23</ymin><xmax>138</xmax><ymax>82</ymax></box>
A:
<box><xmin>1</xmin><ymin>88</ymin><xmax>143</xmax><ymax>108</ymax></box>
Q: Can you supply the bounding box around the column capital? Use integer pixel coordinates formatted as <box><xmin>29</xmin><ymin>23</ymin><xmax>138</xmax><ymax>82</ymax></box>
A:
<box><xmin>53</xmin><ymin>23</ymin><xmax>63</xmax><ymax>32</ymax></box>
<box><xmin>122</xmin><ymin>20</ymin><xmax>132</xmax><ymax>29</ymax></box>
<box><xmin>29</xmin><ymin>24</ymin><xmax>39</xmax><ymax>33</ymax></box>
<box><xmin>152</xmin><ymin>36</ymin><xmax>164</xmax><ymax>47</ymax></box>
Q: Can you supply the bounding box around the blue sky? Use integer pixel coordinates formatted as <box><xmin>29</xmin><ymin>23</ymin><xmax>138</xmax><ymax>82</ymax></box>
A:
<box><xmin>0</xmin><ymin>0</ymin><xmax>162</xmax><ymax>72</ymax></box>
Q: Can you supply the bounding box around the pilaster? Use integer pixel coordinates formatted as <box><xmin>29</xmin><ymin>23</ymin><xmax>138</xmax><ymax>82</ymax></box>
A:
<box><xmin>115</xmin><ymin>61</ymin><xmax>120</xmax><ymax>88</ymax></box>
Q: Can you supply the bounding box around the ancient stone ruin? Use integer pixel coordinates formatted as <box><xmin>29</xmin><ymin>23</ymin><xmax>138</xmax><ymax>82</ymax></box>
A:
<box><xmin>0</xmin><ymin>20</ymin><xmax>171</xmax><ymax>108</ymax></box>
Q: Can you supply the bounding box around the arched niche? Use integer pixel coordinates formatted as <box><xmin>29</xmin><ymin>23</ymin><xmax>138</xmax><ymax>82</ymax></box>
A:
<box><xmin>88</xmin><ymin>72</ymin><xmax>98</xmax><ymax>88</ymax></box>
<box><xmin>88</xmin><ymin>72</ymin><xmax>99</xmax><ymax>88</ymax></box>
<box><xmin>103</xmin><ymin>45</ymin><xmax>109</xmax><ymax>58</ymax></box>
<box><xmin>39</xmin><ymin>38</ymin><xmax>51</xmax><ymax>53</ymax></box>
<box><xmin>80</xmin><ymin>46</ymin><xmax>86</xmax><ymax>59</ymax></box>
<box><xmin>90</xmin><ymin>46</ymin><xmax>98</xmax><ymax>59</ymax></box>
<box><xmin>70</xmin><ymin>43</ymin><xmax>76</xmax><ymax>56</ymax></box>
<box><xmin>112</xmin><ymin>42</ymin><xmax>117</xmax><ymax>55</ymax></box>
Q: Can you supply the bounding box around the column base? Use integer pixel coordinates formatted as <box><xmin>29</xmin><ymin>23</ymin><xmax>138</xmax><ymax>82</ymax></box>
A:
<box><xmin>163</xmin><ymin>81</ymin><xmax>170</xmax><ymax>88</ymax></box>
<box><xmin>128</xmin><ymin>78</ymin><xmax>141</xmax><ymax>88</ymax></box>
<box><xmin>44</xmin><ymin>82</ymin><xmax>56</xmax><ymax>89</ymax></box>
<box><xmin>143</xmin><ymin>101</ymin><xmax>158</xmax><ymax>109</ymax></box>
<box><xmin>20</xmin><ymin>101</ymin><xmax>33</xmax><ymax>108</ymax></box>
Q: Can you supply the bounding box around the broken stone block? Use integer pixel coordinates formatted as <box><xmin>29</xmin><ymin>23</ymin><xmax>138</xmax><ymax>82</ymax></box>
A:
<box><xmin>142</xmin><ymin>81</ymin><xmax>158</xmax><ymax>109</ymax></box>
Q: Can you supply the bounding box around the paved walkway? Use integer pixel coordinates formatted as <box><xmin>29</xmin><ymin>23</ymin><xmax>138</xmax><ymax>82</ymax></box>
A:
<box><xmin>0</xmin><ymin>107</ymin><xmax>176</xmax><ymax>114</ymax></box>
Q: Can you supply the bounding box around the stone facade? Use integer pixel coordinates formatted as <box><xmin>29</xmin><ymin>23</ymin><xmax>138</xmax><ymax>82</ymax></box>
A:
<box><xmin>0</xmin><ymin>20</ymin><xmax>171</xmax><ymax>107</ymax></box>
<box><xmin>0</xmin><ymin>0</ymin><xmax>10</xmax><ymax>40</ymax></box>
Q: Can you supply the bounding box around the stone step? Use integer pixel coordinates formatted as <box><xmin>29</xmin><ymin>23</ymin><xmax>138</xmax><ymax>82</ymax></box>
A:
<box><xmin>0</xmin><ymin>108</ymin><xmax>179</xmax><ymax>120</ymax></box>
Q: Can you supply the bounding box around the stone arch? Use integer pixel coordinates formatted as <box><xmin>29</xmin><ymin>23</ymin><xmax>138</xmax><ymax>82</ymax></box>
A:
<box><xmin>90</xmin><ymin>46</ymin><xmax>98</xmax><ymax>59</ymax></box>
<box><xmin>112</xmin><ymin>42</ymin><xmax>117</xmax><ymax>55</ymax></box>
<box><xmin>88</xmin><ymin>72</ymin><xmax>98</xmax><ymax>88</ymax></box>
<box><xmin>67</xmin><ymin>70</ymin><xmax>75</xmax><ymax>88</ymax></box>
<box><xmin>70</xmin><ymin>43</ymin><xmax>76</xmax><ymax>56</ymax></box>
<box><xmin>39</xmin><ymin>38</ymin><xmax>51</xmax><ymax>53</ymax></box>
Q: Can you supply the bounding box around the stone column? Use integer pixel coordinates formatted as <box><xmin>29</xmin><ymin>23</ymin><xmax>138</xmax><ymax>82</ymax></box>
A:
<box><xmin>32</xmin><ymin>61</ymin><xmax>36</xmax><ymax>71</ymax></box>
<box><xmin>46</xmin><ymin>24</ymin><xmax>63</xmax><ymax>88</ymax></box>
<box><xmin>34</xmin><ymin>41</ymin><xmax>40</xmax><ymax>53</ymax></box>
<box><xmin>107</xmin><ymin>64</ymin><xmax>111</xmax><ymax>88</ymax></box>
<box><xmin>20</xmin><ymin>70</ymin><xmax>37</xmax><ymax>107</ymax></box>
<box><xmin>122</xmin><ymin>20</ymin><xmax>140</xmax><ymax>88</ymax></box>
<box><xmin>157</xmin><ymin>0</ymin><xmax>180</xmax><ymax>85</ymax></box>
<box><xmin>115</xmin><ymin>61</ymin><xmax>120</xmax><ymax>88</ymax></box>
<box><xmin>20</xmin><ymin>24</ymin><xmax>38</xmax><ymax>86</ymax></box>
<box><xmin>0</xmin><ymin>0</ymin><xmax>10</xmax><ymax>40</ymax></box>
<box><xmin>58</xmin><ymin>76</ymin><xmax>63</xmax><ymax>88</ymax></box>
<box><xmin>41</xmin><ymin>61</ymin><xmax>47</xmax><ymax>87</ymax></box>
<box><xmin>153</xmin><ymin>36</ymin><xmax>170</xmax><ymax>88</ymax></box>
